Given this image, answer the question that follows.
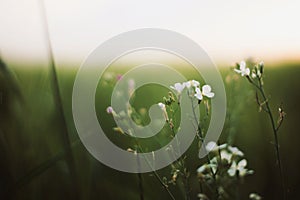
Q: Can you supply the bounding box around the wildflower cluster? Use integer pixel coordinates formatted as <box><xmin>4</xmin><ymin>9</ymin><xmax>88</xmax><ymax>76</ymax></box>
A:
<box><xmin>157</xmin><ymin>80</ymin><xmax>215</xmax><ymax>134</ymax></box>
<box><xmin>197</xmin><ymin>142</ymin><xmax>257</xmax><ymax>200</ymax></box>
<box><xmin>234</xmin><ymin>60</ymin><xmax>285</xmax><ymax>199</ymax></box>
<box><xmin>198</xmin><ymin>142</ymin><xmax>253</xmax><ymax>178</ymax></box>
<box><xmin>104</xmin><ymin>74</ymin><xmax>262</xmax><ymax>200</ymax></box>
<box><xmin>169</xmin><ymin>80</ymin><xmax>214</xmax><ymax>103</ymax></box>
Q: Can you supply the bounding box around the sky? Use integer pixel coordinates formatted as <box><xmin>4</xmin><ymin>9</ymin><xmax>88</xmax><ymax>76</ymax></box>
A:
<box><xmin>1</xmin><ymin>0</ymin><xmax>300</xmax><ymax>68</ymax></box>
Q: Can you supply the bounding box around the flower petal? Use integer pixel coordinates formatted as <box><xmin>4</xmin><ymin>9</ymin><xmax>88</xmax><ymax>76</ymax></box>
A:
<box><xmin>228</xmin><ymin>167</ymin><xmax>236</xmax><ymax>176</ymax></box>
<box><xmin>194</xmin><ymin>93</ymin><xmax>203</xmax><ymax>100</ymax></box>
<box><xmin>245</xmin><ymin>68</ymin><xmax>250</xmax><ymax>76</ymax></box>
<box><xmin>238</xmin><ymin>159</ymin><xmax>247</xmax><ymax>168</ymax></box>
<box><xmin>206</xmin><ymin>141</ymin><xmax>217</xmax><ymax>152</ymax></box>
<box><xmin>240</xmin><ymin>61</ymin><xmax>246</xmax><ymax>70</ymax></box>
<box><xmin>234</xmin><ymin>69</ymin><xmax>242</xmax><ymax>74</ymax></box>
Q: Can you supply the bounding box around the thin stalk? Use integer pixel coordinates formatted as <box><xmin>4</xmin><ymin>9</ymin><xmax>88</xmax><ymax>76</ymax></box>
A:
<box><xmin>131</xmin><ymin>124</ymin><xmax>175</xmax><ymax>200</ymax></box>
<box><xmin>128</xmin><ymin>113</ymin><xmax>175</xmax><ymax>200</ymax></box>
<box><xmin>169</xmin><ymin>104</ymin><xmax>190</xmax><ymax>200</ymax></box>
<box><xmin>136</xmin><ymin>143</ymin><xmax>176</xmax><ymax>200</ymax></box>
<box><xmin>247</xmin><ymin>75</ymin><xmax>286</xmax><ymax>199</ymax></box>
<box><xmin>171</xmin><ymin>129</ymin><xmax>191</xmax><ymax>200</ymax></box>
<box><xmin>258</xmin><ymin>84</ymin><xmax>286</xmax><ymax>200</ymax></box>
<box><xmin>189</xmin><ymin>96</ymin><xmax>219</xmax><ymax>199</ymax></box>
<box><xmin>39</xmin><ymin>1</ymin><xmax>80</xmax><ymax>199</ymax></box>
<box><xmin>137</xmin><ymin>158</ymin><xmax>144</xmax><ymax>200</ymax></box>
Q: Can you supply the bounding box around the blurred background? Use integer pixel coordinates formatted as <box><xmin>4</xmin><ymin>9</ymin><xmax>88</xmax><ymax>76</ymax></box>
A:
<box><xmin>1</xmin><ymin>0</ymin><xmax>300</xmax><ymax>199</ymax></box>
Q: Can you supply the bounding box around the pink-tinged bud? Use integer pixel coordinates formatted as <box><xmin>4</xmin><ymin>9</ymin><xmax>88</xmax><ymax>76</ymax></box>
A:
<box><xmin>116</xmin><ymin>74</ymin><xmax>123</xmax><ymax>81</ymax></box>
<box><xmin>106</xmin><ymin>106</ymin><xmax>114</xmax><ymax>114</ymax></box>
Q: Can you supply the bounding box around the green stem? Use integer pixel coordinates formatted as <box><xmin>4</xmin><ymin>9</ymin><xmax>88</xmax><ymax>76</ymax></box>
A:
<box><xmin>169</xmin><ymin>105</ymin><xmax>190</xmax><ymax>200</ymax></box>
<box><xmin>258</xmin><ymin>85</ymin><xmax>286</xmax><ymax>199</ymax></box>
<box><xmin>189</xmin><ymin>96</ymin><xmax>219</xmax><ymax>199</ymax></box>
<box><xmin>135</xmin><ymin>142</ymin><xmax>175</xmax><ymax>200</ymax></box>
<box><xmin>137</xmin><ymin>156</ymin><xmax>144</xmax><ymax>200</ymax></box>
<box><xmin>247</xmin><ymin>75</ymin><xmax>286</xmax><ymax>199</ymax></box>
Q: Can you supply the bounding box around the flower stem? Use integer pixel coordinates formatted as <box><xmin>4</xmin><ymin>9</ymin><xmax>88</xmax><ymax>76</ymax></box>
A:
<box><xmin>189</xmin><ymin>97</ymin><xmax>219</xmax><ymax>199</ymax></box>
<box><xmin>258</xmin><ymin>86</ymin><xmax>286</xmax><ymax>200</ymax></box>
<box><xmin>136</xmin><ymin>146</ymin><xmax>144</xmax><ymax>200</ymax></box>
<box><xmin>135</xmin><ymin>143</ymin><xmax>175</xmax><ymax>200</ymax></box>
<box><xmin>247</xmin><ymin>75</ymin><xmax>286</xmax><ymax>199</ymax></box>
<box><xmin>169</xmin><ymin>106</ymin><xmax>191</xmax><ymax>200</ymax></box>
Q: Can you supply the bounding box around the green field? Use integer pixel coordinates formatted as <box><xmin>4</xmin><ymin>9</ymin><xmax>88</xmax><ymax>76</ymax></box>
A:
<box><xmin>1</xmin><ymin>61</ymin><xmax>300</xmax><ymax>200</ymax></box>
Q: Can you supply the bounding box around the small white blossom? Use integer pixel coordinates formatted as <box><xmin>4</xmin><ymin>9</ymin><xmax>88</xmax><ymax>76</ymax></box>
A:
<box><xmin>220</xmin><ymin>150</ymin><xmax>232</xmax><ymax>163</ymax></box>
<box><xmin>206</xmin><ymin>141</ymin><xmax>218</xmax><ymax>152</ymax></box>
<box><xmin>170</xmin><ymin>82</ymin><xmax>185</xmax><ymax>94</ymax></box>
<box><xmin>185</xmin><ymin>80</ymin><xmax>200</xmax><ymax>88</ymax></box>
<box><xmin>234</xmin><ymin>60</ymin><xmax>250</xmax><ymax>76</ymax></box>
<box><xmin>191</xmin><ymin>80</ymin><xmax>200</xmax><ymax>87</ymax></box>
<box><xmin>206</xmin><ymin>141</ymin><xmax>227</xmax><ymax>152</ymax></box>
<box><xmin>194</xmin><ymin>87</ymin><xmax>203</xmax><ymax>100</ymax></box>
<box><xmin>194</xmin><ymin>85</ymin><xmax>215</xmax><ymax>101</ymax></box>
<box><xmin>170</xmin><ymin>82</ymin><xmax>186</xmax><ymax>102</ymax></box>
<box><xmin>249</xmin><ymin>193</ymin><xmax>262</xmax><ymax>200</ymax></box>
<box><xmin>197</xmin><ymin>165</ymin><xmax>207</xmax><ymax>174</ymax></box>
<box><xmin>228</xmin><ymin>146</ymin><xmax>244</xmax><ymax>156</ymax></box>
<box><xmin>198</xmin><ymin>193</ymin><xmax>209</xmax><ymax>200</ymax></box>
<box><xmin>251</xmin><ymin>72</ymin><xmax>257</xmax><ymax>79</ymax></box>
<box><xmin>228</xmin><ymin>159</ymin><xmax>249</xmax><ymax>177</ymax></box>
<box><xmin>202</xmin><ymin>85</ymin><xmax>215</xmax><ymax>98</ymax></box>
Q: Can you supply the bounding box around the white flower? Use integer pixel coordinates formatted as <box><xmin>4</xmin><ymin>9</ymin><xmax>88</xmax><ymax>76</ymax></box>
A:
<box><xmin>194</xmin><ymin>87</ymin><xmax>203</xmax><ymax>100</ymax></box>
<box><xmin>202</xmin><ymin>85</ymin><xmax>215</xmax><ymax>98</ymax></box>
<box><xmin>220</xmin><ymin>150</ymin><xmax>232</xmax><ymax>163</ymax></box>
<box><xmin>185</xmin><ymin>80</ymin><xmax>200</xmax><ymax>88</ymax></box>
<box><xmin>206</xmin><ymin>141</ymin><xmax>217</xmax><ymax>152</ymax></box>
<box><xmin>249</xmin><ymin>193</ymin><xmax>262</xmax><ymax>200</ymax></box>
<box><xmin>234</xmin><ymin>60</ymin><xmax>250</xmax><ymax>76</ymax></box>
<box><xmin>206</xmin><ymin>141</ymin><xmax>227</xmax><ymax>152</ymax></box>
<box><xmin>191</xmin><ymin>80</ymin><xmax>200</xmax><ymax>87</ymax></box>
<box><xmin>228</xmin><ymin>159</ymin><xmax>249</xmax><ymax>177</ymax></box>
<box><xmin>197</xmin><ymin>165</ymin><xmax>207</xmax><ymax>174</ymax></box>
<box><xmin>228</xmin><ymin>146</ymin><xmax>244</xmax><ymax>156</ymax></box>
<box><xmin>170</xmin><ymin>82</ymin><xmax>186</xmax><ymax>102</ymax></box>
<box><xmin>170</xmin><ymin>82</ymin><xmax>185</xmax><ymax>94</ymax></box>
<box><xmin>251</xmin><ymin>72</ymin><xmax>257</xmax><ymax>79</ymax></box>
<box><xmin>198</xmin><ymin>193</ymin><xmax>209</xmax><ymax>200</ymax></box>
<box><xmin>194</xmin><ymin>85</ymin><xmax>215</xmax><ymax>100</ymax></box>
